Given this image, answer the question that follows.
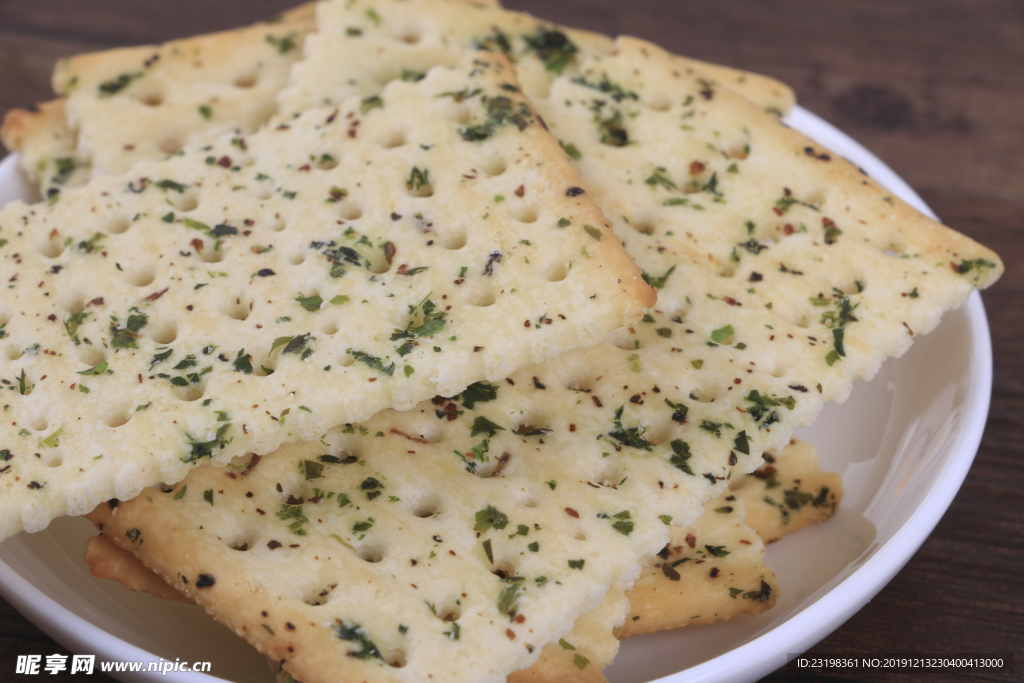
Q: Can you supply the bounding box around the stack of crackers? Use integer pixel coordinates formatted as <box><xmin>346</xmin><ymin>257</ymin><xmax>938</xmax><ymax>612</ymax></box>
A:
<box><xmin>0</xmin><ymin>1</ymin><xmax>1001</xmax><ymax>682</ymax></box>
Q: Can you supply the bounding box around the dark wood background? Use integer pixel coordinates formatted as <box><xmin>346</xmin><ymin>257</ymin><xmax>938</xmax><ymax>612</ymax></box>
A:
<box><xmin>0</xmin><ymin>1</ymin><xmax>1020</xmax><ymax>681</ymax></box>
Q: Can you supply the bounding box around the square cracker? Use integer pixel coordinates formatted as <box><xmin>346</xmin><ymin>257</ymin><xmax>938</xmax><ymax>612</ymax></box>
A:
<box><xmin>0</xmin><ymin>50</ymin><xmax>654</xmax><ymax>540</ymax></box>
<box><xmin>291</xmin><ymin>0</ymin><xmax>1000</xmax><ymax>408</ymax></box>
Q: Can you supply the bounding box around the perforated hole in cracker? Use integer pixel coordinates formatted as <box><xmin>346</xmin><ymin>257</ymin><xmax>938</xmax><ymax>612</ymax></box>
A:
<box><xmin>393</xmin><ymin>22</ymin><xmax>423</xmax><ymax>44</ymax></box>
<box><xmin>169</xmin><ymin>192</ymin><xmax>198</xmax><ymax>212</ymax></box>
<box><xmin>234</xmin><ymin>73</ymin><xmax>258</xmax><ymax>89</ymax></box>
<box><xmin>440</xmin><ymin>229</ymin><xmax>468</xmax><ymax>250</ymax></box>
<box><xmin>147</xmin><ymin>321</ymin><xmax>177</xmax><ymax>344</ymax></box>
<box><xmin>103</xmin><ymin>405</ymin><xmax>132</xmax><ymax>429</ymax></box>
<box><xmin>28</xmin><ymin>414</ymin><xmax>48</xmax><ymax>432</ymax></box>
<box><xmin>480</xmin><ymin>155</ymin><xmax>507</xmax><ymax>177</ymax></box>
<box><xmin>542</xmin><ymin>260</ymin><xmax>568</xmax><ymax>283</ymax></box>
<box><xmin>648</xmin><ymin>93</ymin><xmax>672</xmax><ymax>112</ymax></box>
<box><xmin>158</xmin><ymin>137</ymin><xmax>182</xmax><ymax>155</ymax></box>
<box><xmin>510</xmin><ymin>204</ymin><xmax>539</xmax><ymax>224</ymax></box>
<box><xmin>377</xmin><ymin>129</ymin><xmax>406</xmax><ymax>149</ymax></box>
<box><xmin>38</xmin><ymin>235</ymin><xmax>64</xmax><ymax>259</ymax></box>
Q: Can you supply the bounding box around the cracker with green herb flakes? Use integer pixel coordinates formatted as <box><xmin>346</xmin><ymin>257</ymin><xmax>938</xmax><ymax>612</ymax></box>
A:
<box><xmin>0</xmin><ymin>50</ymin><xmax>654</xmax><ymax>541</ymax></box>
<box><xmin>731</xmin><ymin>437</ymin><xmax>842</xmax><ymax>544</ymax></box>
<box><xmin>616</xmin><ymin>437</ymin><xmax>838</xmax><ymax>638</ymax></box>
<box><xmin>541</xmin><ymin>36</ymin><xmax>1001</xmax><ymax>406</ymax></box>
<box><xmin>0</xmin><ymin>99</ymin><xmax>89</xmax><ymax>200</ymax></box>
<box><xmin>84</xmin><ymin>528</ymin><xmax>625</xmax><ymax>683</ymax></box>
<box><xmin>617</xmin><ymin>491</ymin><xmax>778</xmax><ymax>637</ymax></box>
<box><xmin>85</xmin><ymin>412</ymin><xmax>651</xmax><ymax>683</ymax></box>
<box><xmin>44</xmin><ymin>3</ymin><xmax>315</xmax><ymax>183</ymax></box>
<box><xmin>286</xmin><ymin>0</ymin><xmax>1000</xmax><ymax>419</ymax></box>
<box><xmin>83</xmin><ymin>533</ymin><xmax>193</xmax><ymax>604</ymax></box>
<box><xmin>0</xmin><ymin>1</ymin><xmax>509</xmax><ymax>200</ymax></box>
<box><xmin>280</xmin><ymin>0</ymin><xmax>795</xmax><ymax>119</ymax></box>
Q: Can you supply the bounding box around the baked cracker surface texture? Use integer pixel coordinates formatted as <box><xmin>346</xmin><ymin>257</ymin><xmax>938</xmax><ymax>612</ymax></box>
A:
<box><xmin>50</xmin><ymin>3</ymin><xmax>316</xmax><ymax>180</ymax></box>
<box><xmin>279</xmin><ymin>0</ymin><xmax>794</xmax><ymax>118</ymax></box>
<box><xmin>618</xmin><ymin>492</ymin><xmax>778</xmax><ymax>637</ymax></box>
<box><xmin>0</xmin><ymin>51</ymin><xmax>654</xmax><ymax>541</ymax></box>
<box><xmin>0</xmin><ymin>99</ymin><xmax>89</xmax><ymax>200</ymax></box>
<box><xmin>731</xmin><ymin>436</ymin><xmax>842</xmax><ymax>543</ymax></box>
<box><xmin>617</xmin><ymin>436</ymin><xmax>839</xmax><ymax>638</ymax></box>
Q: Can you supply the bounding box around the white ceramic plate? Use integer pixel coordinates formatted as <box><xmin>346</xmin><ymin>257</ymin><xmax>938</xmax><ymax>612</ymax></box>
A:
<box><xmin>0</xmin><ymin>106</ymin><xmax>993</xmax><ymax>683</ymax></box>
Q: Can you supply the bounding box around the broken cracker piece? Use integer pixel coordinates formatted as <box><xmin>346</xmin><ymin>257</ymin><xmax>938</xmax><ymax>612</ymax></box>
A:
<box><xmin>731</xmin><ymin>437</ymin><xmax>842</xmax><ymax>543</ymax></box>
<box><xmin>84</xmin><ymin>534</ymin><xmax>193</xmax><ymax>604</ymax></box>
<box><xmin>618</xmin><ymin>493</ymin><xmax>778</xmax><ymax>638</ymax></box>
<box><xmin>617</xmin><ymin>437</ymin><xmax>839</xmax><ymax>638</ymax></box>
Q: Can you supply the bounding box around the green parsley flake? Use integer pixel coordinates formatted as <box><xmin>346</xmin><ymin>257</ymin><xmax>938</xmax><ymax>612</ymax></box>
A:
<box><xmin>473</xmin><ymin>505</ymin><xmax>509</xmax><ymax>532</ymax></box>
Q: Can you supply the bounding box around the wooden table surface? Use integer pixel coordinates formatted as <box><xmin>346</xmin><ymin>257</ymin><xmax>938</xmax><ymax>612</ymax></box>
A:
<box><xmin>0</xmin><ymin>1</ymin><xmax>1020</xmax><ymax>681</ymax></box>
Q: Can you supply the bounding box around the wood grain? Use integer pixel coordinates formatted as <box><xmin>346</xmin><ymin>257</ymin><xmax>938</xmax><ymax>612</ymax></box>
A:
<box><xmin>0</xmin><ymin>1</ymin><xmax>1021</xmax><ymax>681</ymax></box>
